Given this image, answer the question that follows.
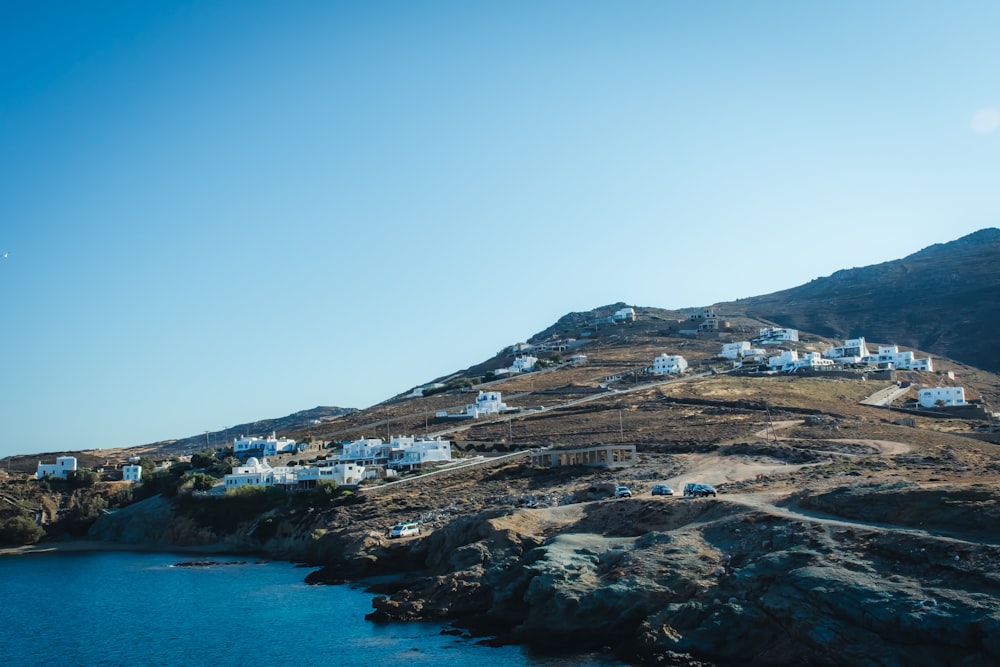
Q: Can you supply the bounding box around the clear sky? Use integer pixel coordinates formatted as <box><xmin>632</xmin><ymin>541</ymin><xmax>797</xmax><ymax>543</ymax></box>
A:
<box><xmin>1</xmin><ymin>1</ymin><xmax>997</xmax><ymax>458</ymax></box>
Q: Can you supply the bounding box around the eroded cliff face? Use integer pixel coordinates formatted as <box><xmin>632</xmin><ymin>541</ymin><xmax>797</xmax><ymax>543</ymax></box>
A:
<box><xmin>346</xmin><ymin>492</ymin><xmax>1000</xmax><ymax>666</ymax></box>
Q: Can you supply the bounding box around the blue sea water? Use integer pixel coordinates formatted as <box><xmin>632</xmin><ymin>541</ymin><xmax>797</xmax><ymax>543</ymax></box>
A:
<box><xmin>0</xmin><ymin>551</ymin><xmax>626</xmax><ymax>667</ymax></box>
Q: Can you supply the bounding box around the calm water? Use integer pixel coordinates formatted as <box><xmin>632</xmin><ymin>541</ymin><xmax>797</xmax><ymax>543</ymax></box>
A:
<box><xmin>0</xmin><ymin>551</ymin><xmax>626</xmax><ymax>667</ymax></box>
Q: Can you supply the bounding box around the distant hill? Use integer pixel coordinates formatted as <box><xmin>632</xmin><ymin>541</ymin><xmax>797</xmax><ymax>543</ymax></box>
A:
<box><xmin>716</xmin><ymin>228</ymin><xmax>1000</xmax><ymax>373</ymax></box>
<box><xmin>139</xmin><ymin>406</ymin><xmax>356</xmax><ymax>457</ymax></box>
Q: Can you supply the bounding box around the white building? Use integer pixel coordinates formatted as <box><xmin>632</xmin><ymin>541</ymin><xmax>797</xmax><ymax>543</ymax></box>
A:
<box><xmin>756</xmin><ymin>327</ymin><xmax>799</xmax><ymax>344</ymax></box>
<box><xmin>918</xmin><ymin>387</ymin><xmax>967</xmax><ymax>408</ymax></box>
<box><xmin>232</xmin><ymin>432</ymin><xmax>300</xmax><ymax>458</ymax></box>
<box><xmin>36</xmin><ymin>456</ymin><xmax>77</xmax><ymax>480</ymax></box>
<box><xmin>387</xmin><ymin>436</ymin><xmax>453</xmax><ymax>471</ymax></box>
<box><xmin>768</xmin><ymin>350</ymin><xmax>834</xmax><ymax>373</ymax></box>
<box><xmin>508</xmin><ymin>355</ymin><xmax>538</xmax><ymax>373</ymax></box>
<box><xmin>297</xmin><ymin>461</ymin><xmax>367</xmax><ymax>486</ymax></box>
<box><xmin>122</xmin><ymin>464</ymin><xmax>142</xmax><ymax>483</ymax></box>
<box><xmin>613</xmin><ymin>307</ymin><xmax>636</xmax><ymax>322</ymax></box>
<box><xmin>823</xmin><ymin>337</ymin><xmax>871</xmax><ymax>364</ymax></box>
<box><xmin>866</xmin><ymin>345</ymin><xmax>933</xmax><ymax>372</ymax></box>
<box><xmin>224</xmin><ymin>457</ymin><xmax>367</xmax><ymax>489</ymax></box>
<box><xmin>652</xmin><ymin>353</ymin><xmax>688</xmax><ymax>375</ymax></box>
<box><xmin>720</xmin><ymin>341</ymin><xmax>751</xmax><ymax>360</ymax></box>
<box><xmin>338</xmin><ymin>435</ymin><xmax>453</xmax><ymax>472</ymax></box>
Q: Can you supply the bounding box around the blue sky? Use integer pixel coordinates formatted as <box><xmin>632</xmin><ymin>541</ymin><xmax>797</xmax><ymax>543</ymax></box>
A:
<box><xmin>1</xmin><ymin>1</ymin><xmax>997</xmax><ymax>458</ymax></box>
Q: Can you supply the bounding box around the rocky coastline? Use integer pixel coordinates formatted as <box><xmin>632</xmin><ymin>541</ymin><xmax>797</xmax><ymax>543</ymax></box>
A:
<box><xmin>80</xmin><ymin>448</ymin><xmax>1000</xmax><ymax>667</ymax></box>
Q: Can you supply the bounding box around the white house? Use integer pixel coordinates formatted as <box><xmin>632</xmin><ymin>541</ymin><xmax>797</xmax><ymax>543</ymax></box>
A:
<box><xmin>297</xmin><ymin>461</ymin><xmax>367</xmax><ymax>486</ymax></box>
<box><xmin>387</xmin><ymin>436</ymin><xmax>453</xmax><ymax>471</ymax></box>
<box><xmin>224</xmin><ymin>457</ymin><xmax>276</xmax><ymax>487</ymax></box>
<box><xmin>232</xmin><ymin>432</ymin><xmax>300</xmax><ymax>458</ymax></box>
<box><xmin>613</xmin><ymin>307</ymin><xmax>636</xmax><ymax>322</ymax></box>
<box><xmin>720</xmin><ymin>341</ymin><xmax>750</xmax><ymax>360</ymax></box>
<box><xmin>652</xmin><ymin>354</ymin><xmax>688</xmax><ymax>375</ymax></box>
<box><xmin>756</xmin><ymin>327</ymin><xmax>799</xmax><ymax>344</ymax></box>
<box><xmin>36</xmin><ymin>456</ymin><xmax>77</xmax><ymax>480</ymax></box>
<box><xmin>768</xmin><ymin>350</ymin><xmax>798</xmax><ymax>372</ymax></box>
<box><xmin>435</xmin><ymin>391</ymin><xmax>511</xmax><ymax>420</ymax></box>
<box><xmin>508</xmin><ymin>355</ymin><xmax>538</xmax><ymax>373</ymax></box>
<box><xmin>224</xmin><ymin>457</ymin><xmax>367</xmax><ymax>489</ymax></box>
<box><xmin>339</xmin><ymin>438</ymin><xmax>392</xmax><ymax>465</ymax></box>
<box><xmin>866</xmin><ymin>345</ymin><xmax>933</xmax><ymax>372</ymax></box>
<box><xmin>338</xmin><ymin>435</ymin><xmax>453</xmax><ymax>472</ymax></box>
<box><xmin>823</xmin><ymin>337</ymin><xmax>871</xmax><ymax>364</ymax></box>
<box><xmin>918</xmin><ymin>386</ymin><xmax>967</xmax><ymax>408</ymax></box>
<box><xmin>768</xmin><ymin>350</ymin><xmax>834</xmax><ymax>373</ymax></box>
<box><xmin>122</xmin><ymin>464</ymin><xmax>142</xmax><ymax>483</ymax></box>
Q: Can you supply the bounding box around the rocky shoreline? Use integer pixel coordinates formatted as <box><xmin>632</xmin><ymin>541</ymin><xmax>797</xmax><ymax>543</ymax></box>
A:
<box><xmin>64</xmin><ymin>446</ymin><xmax>1000</xmax><ymax>666</ymax></box>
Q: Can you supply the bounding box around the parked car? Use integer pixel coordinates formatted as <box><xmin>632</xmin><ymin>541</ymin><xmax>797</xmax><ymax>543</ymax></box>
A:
<box><xmin>683</xmin><ymin>483</ymin><xmax>717</xmax><ymax>498</ymax></box>
<box><xmin>614</xmin><ymin>485</ymin><xmax>632</xmax><ymax>498</ymax></box>
<box><xmin>651</xmin><ymin>484</ymin><xmax>674</xmax><ymax>496</ymax></box>
<box><xmin>389</xmin><ymin>521</ymin><xmax>420</xmax><ymax>538</ymax></box>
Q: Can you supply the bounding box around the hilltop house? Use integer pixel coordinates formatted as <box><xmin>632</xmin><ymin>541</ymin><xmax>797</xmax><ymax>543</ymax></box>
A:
<box><xmin>498</xmin><ymin>355</ymin><xmax>538</xmax><ymax>375</ymax></box>
<box><xmin>337</xmin><ymin>435</ymin><xmax>453</xmax><ymax>471</ymax></box>
<box><xmin>719</xmin><ymin>341</ymin><xmax>766</xmax><ymax>361</ymax></box>
<box><xmin>224</xmin><ymin>457</ymin><xmax>366</xmax><ymax>489</ymax></box>
<box><xmin>823</xmin><ymin>337</ymin><xmax>871</xmax><ymax>364</ymax></box>
<box><xmin>613</xmin><ymin>307</ymin><xmax>636</xmax><ymax>322</ymax></box>
<box><xmin>866</xmin><ymin>345</ymin><xmax>933</xmax><ymax>372</ymax></box>
<box><xmin>768</xmin><ymin>350</ymin><xmax>834</xmax><ymax>373</ymax></box>
<box><xmin>652</xmin><ymin>354</ymin><xmax>688</xmax><ymax>375</ymax></box>
<box><xmin>918</xmin><ymin>386</ymin><xmax>967</xmax><ymax>408</ymax></box>
<box><xmin>232</xmin><ymin>432</ymin><xmax>301</xmax><ymax>459</ymax></box>
<box><xmin>755</xmin><ymin>327</ymin><xmax>799</xmax><ymax>345</ymax></box>
<box><xmin>122</xmin><ymin>464</ymin><xmax>142</xmax><ymax>483</ymax></box>
<box><xmin>36</xmin><ymin>456</ymin><xmax>78</xmax><ymax>480</ymax></box>
<box><xmin>436</xmin><ymin>391</ymin><xmax>509</xmax><ymax>419</ymax></box>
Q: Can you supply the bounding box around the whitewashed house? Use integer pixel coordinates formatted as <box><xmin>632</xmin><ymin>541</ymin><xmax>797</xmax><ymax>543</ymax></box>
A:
<box><xmin>720</xmin><ymin>341</ymin><xmax>751</xmax><ymax>360</ymax></box>
<box><xmin>122</xmin><ymin>464</ymin><xmax>142</xmax><ymax>483</ymax></box>
<box><xmin>339</xmin><ymin>438</ymin><xmax>392</xmax><ymax>465</ymax></box>
<box><xmin>232</xmin><ymin>432</ymin><xmax>300</xmax><ymax>458</ymax></box>
<box><xmin>338</xmin><ymin>435</ymin><xmax>452</xmax><ymax>472</ymax></box>
<box><xmin>866</xmin><ymin>345</ymin><xmax>933</xmax><ymax>372</ymax></box>
<box><xmin>823</xmin><ymin>337</ymin><xmax>871</xmax><ymax>364</ymax></box>
<box><xmin>297</xmin><ymin>461</ymin><xmax>367</xmax><ymax>486</ymax></box>
<box><xmin>224</xmin><ymin>457</ymin><xmax>276</xmax><ymax>488</ymax></box>
<box><xmin>768</xmin><ymin>350</ymin><xmax>834</xmax><ymax>373</ymax></box>
<box><xmin>224</xmin><ymin>457</ymin><xmax>366</xmax><ymax>489</ymax></box>
<box><xmin>768</xmin><ymin>350</ymin><xmax>799</xmax><ymax>372</ymax></box>
<box><xmin>36</xmin><ymin>456</ymin><xmax>77</xmax><ymax>480</ymax></box>
<box><xmin>918</xmin><ymin>387</ymin><xmax>967</xmax><ymax>408</ymax></box>
<box><xmin>652</xmin><ymin>354</ymin><xmax>688</xmax><ymax>375</ymax></box>
<box><xmin>508</xmin><ymin>355</ymin><xmax>538</xmax><ymax>373</ymax></box>
<box><xmin>613</xmin><ymin>307</ymin><xmax>636</xmax><ymax>322</ymax></box>
<box><xmin>387</xmin><ymin>436</ymin><xmax>453</xmax><ymax>471</ymax></box>
<box><xmin>756</xmin><ymin>327</ymin><xmax>799</xmax><ymax>344</ymax></box>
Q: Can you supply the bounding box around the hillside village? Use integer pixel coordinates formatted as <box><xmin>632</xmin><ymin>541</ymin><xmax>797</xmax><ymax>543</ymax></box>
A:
<box><xmin>5</xmin><ymin>300</ymin><xmax>1000</xmax><ymax>666</ymax></box>
<box><xmin>23</xmin><ymin>305</ymin><xmax>998</xmax><ymax>493</ymax></box>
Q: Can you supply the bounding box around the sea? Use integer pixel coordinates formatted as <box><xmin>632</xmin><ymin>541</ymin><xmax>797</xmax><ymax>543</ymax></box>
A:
<box><xmin>0</xmin><ymin>551</ymin><xmax>627</xmax><ymax>667</ymax></box>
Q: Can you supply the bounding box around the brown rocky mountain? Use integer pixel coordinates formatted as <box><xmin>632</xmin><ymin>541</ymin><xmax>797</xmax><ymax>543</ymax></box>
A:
<box><xmin>716</xmin><ymin>227</ymin><xmax>1000</xmax><ymax>374</ymax></box>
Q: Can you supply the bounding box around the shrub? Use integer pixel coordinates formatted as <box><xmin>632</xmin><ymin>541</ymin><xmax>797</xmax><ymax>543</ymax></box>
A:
<box><xmin>0</xmin><ymin>515</ymin><xmax>45</xmax><ymax>545</ymax></box>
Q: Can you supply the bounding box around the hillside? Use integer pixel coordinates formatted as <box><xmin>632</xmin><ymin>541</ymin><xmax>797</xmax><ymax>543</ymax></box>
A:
<box><xmin>717</xmin><ymin>228</ymin><xmax>1000</xmax><ymax>373</ymax></box>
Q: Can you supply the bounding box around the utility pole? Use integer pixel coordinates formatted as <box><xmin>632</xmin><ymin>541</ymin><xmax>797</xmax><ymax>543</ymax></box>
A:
<box><xmin>619</xmin><ymin>409</ymin><xmax>624</xmax><ymax>442</ymax></box>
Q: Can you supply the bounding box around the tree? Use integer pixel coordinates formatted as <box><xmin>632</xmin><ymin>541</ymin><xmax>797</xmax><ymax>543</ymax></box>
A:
<box><xmin>184</xmin><ymin>472</ymin><xmax>217</xmax><ymax>492</ymax></box>
<box><xmin>0</xmin><ymin>515</ymin><xmax>45</xmax><ymax>545</ymax></box>
<box><xmin>68</xmin><ymin>469</ymin><xmax>99</xmax><ymax>487</ymax></box>
<box><xmin>190</xmin><ymin>449</ymin><xmax>218</xmax><ymax>469</ymax></box>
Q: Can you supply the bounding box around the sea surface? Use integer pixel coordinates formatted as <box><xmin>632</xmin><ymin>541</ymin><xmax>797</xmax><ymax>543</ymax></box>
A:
<box><xmin>0</xmin><ymin>551</ymin><xmax>626</xmax><ymax>667</ymax></box>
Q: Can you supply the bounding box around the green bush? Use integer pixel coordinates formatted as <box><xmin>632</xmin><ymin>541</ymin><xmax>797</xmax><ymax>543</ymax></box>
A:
<box><xmin>0</xmin><ymin>515</ymin><xmax>45</xmax><ymax>545</ymax></box>
<box><xmin>176</xmin><ymin>486</ymin><xmax>287</xmax><ymax>533</ymax></box>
